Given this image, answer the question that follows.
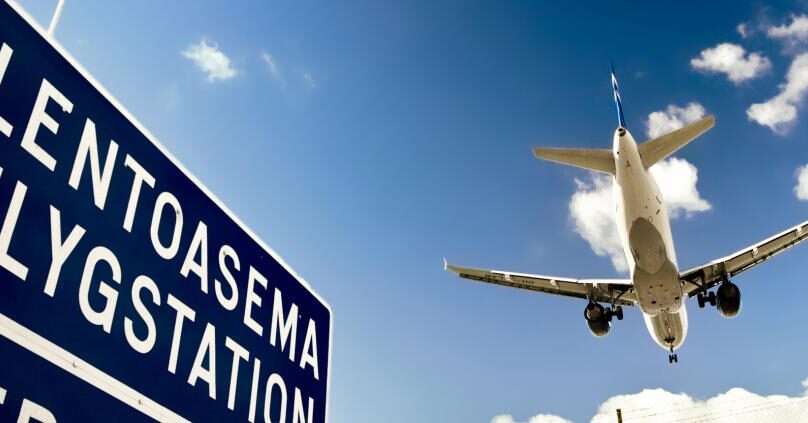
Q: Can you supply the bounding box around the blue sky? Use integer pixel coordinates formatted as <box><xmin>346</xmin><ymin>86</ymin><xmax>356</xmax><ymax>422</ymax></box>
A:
<box><xmin>14</xmin><ymin>0</ymin><xmax>808</xmax><ymax>421</ymax></box>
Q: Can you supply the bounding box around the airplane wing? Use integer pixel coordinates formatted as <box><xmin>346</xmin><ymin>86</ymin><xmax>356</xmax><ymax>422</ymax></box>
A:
<box><xmin>444</xmin><ymin>260</ymin><xmax>637</xmax><ymax>306</ymax></box>
<box><xmin>680</xmin><ymin>219</ymin><xmax>808</xmax><ymax>296</ymax></box>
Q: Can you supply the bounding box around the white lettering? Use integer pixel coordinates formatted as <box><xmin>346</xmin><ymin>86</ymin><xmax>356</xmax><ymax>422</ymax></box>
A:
<box><xmin>270</xmin><ymin>287</ymin><xmax>298</xmax><ymax>363</ymax></box>
<box><xmin>78</xmin><ymin>246</ymin><xmax>121</xmax><ymax>333</ymax></box>
<box><xmin>68</xmin><ymin>118</ymin><xmax>119</xmax><ymax>210</ymax></box>
<box><xmin>188</xmin><ymin>322</ymin><xmax>217</xmax><ymax>400</ymax></box>
<box><xmin>264</xmin><ymin>373</ymin><xmax>287</xmax><ymax>423</ymax></box>
<box><xmin>293</xmin><ymin>388</ymin><xmax>314</xmax><ymax>423</ymax></box>
<box><xmin>18</xmin><ymin>399</ymin><xmax>56</xmax><ymax>423</ymax></box>
<box><xmin>21</xmin><ymin>79</ymin><xmax>73</xmax><ymax>171</ymax></box>
<box><xmin>300</xmin><ymin>318</ymin><xmax>320</xmax><ymax>380</ymax></box>
<box><xmin>225</xmin><ymin>336</ymin><xmax>249</xmax><ymax>411</ymax></box>
<box><xmin>44</xmin><ymin>205</ymin><xmax>85</xmax><ymax>297</ymax></box>
<box><xmin>150</xmin><ymin>191</ymin><xmax>183</xmax><ymax>259</ymax></box>
<box><xmin>0</xmin><ymin>181</ymin><xmax>28</xmax><ymax>281</ymax></box>
<box><xmin>243</xmin><ymin>266</ymin><xmax>267</xmax><ymax>337</ymax></box>
<box><xmin>124</xmin><ymin>275</ymin><xmax>161</xmax><ymax>354</ymax></box>
<box><xmin>180</xmin><ymin>221</ymin><xmax>208</xmax><ymax>293</ymax></box>
<box><xmin>166</xmin><ymin>294</ymin><xmax>196</xmax><ymax>374</ymax></box>
<box><xmin>122</xmin><ymin>155</ymin><xmax>155</xmax><ymax>232</ymax></box>
<box><xmin>215</xmin><ymin>244</ymin><xmax>240</xmax><ymax>311</ymax></box>
<box><xmin>0</xmin><ymin>43</ymin><xmax>14</xmax><ymax>137</ymax></box>
<box><xmin>248</xmin><ymin>358</ymin><xmax>261</xmax><ymax>423</ymax></box>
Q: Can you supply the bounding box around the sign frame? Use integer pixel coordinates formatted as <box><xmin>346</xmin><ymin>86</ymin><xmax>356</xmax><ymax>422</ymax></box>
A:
<box><xmin>0</xmin><ymin>1</ymin><xmax>333</xmax><ymax>420</ymax></box>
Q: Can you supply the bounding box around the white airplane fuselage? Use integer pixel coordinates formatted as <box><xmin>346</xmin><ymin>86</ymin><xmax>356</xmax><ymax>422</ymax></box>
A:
<box><xmin>612</xmin><ymin>127</ymin><xmax>687</xmax><ymax>351</ymax></box>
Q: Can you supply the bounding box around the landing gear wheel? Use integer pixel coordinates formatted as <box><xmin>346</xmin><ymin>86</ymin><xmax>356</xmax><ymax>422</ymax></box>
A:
<box><xmin>707</xmin><ymin>291</ymin><xmax>717</xmax><ymax>307</ymax></box>
<box><xmin>697</xmin><ymin>291</ymin><xmax>717</xmax><ymax>308</ymax></box>
<box><xmin>614</xmin><ymin>306</ymin><xmax>624</xmax><ymax>321</ymax></box>
<box><xmin>667</xmin><ymin>344</ymin><xmax>678</xmax><ymax>364</ymax></box>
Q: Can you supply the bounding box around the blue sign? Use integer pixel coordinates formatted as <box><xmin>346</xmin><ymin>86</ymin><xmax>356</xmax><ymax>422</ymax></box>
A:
<box><xmin>0</xmin><ymin>1</ymin><xmax>331</xmax><ymax>421</ymax></box>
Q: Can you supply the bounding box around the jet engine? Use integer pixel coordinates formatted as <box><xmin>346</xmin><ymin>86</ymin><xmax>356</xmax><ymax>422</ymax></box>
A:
<box><xmin>584</xmin><ymin>302</ymin><xmax>611</xmax><ymax>336</ymax></box>
<box><xmin>716</xmin><ymin>281</ymin><xmax>741</xmax><ymax>318</ymax></box>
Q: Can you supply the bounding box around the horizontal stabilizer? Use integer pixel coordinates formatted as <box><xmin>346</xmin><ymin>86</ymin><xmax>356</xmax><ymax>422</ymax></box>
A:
<box><xmin>533</xmin><ymin>147</ymin><xmax>616</xmax><ymax>174</ymax></box>
<box><xmin>638</xmin><ymin>116</ymin><xmax>715</xmax><ymax>167</ymax></box>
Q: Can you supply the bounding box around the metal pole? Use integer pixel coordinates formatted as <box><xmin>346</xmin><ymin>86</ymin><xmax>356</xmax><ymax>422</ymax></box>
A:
<box><xmin>48</xmin><ymin>0</ymin><xmax>66</xmax><ymax>36</ymax></box>
<box><xmin>616</xmin><ymin>408</ymin><xmax>623</xmax><ymax>423</ymax></box>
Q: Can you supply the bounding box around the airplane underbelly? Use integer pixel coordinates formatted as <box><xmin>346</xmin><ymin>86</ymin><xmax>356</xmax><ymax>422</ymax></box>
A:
<box><xmin>644</xmin><ymin>306</ymin><xmax>688</xmax><ymax>350</ymax></box>
<box><xmin>628</xmin><ymin>216</ymin><xmax>683</xmax><ymax>314</ymax></box>
<box><xmin>633</xmin><ymin>260</ymin><xmax>682</xmax><ymax>313</ymax></box>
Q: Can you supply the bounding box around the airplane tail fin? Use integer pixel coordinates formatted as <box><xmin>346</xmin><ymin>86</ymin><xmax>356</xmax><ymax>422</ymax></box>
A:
<box><xmin>532</xmin><ymin>65</ymin><xmax>714</xmax><ymax>174</ymax></box>
<box><xmin>532</xmin><ymin>147</ymin><xmax>616</xmax><ymax>174</ymax></box>
<box><xmin>611</xmin><ymin>62</ymin><xmax>626</xmax><ymax>128</ymax></box>
<box><xmin>638</xmin><ymin>115</ymin><xmax>715</xmax><ymax>167</ymax></box>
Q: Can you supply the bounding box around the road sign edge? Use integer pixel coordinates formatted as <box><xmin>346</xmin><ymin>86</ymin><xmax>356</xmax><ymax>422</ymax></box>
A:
<box><xmin>2</xmin><ymin>1</ymin><xmax>334</xmax><ymax>420</ymax></box>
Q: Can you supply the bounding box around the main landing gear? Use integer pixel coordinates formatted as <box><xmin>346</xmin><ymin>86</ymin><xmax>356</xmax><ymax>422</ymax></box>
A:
<box><xmin>696</xmin><ymin>276</ymin><xmax>742</xmax><ymax>318</ymax></box>
<box><xmin>610</xmin><ymin>305</ymin><xmax>624</xmax><ymax>321</ymax></box>
<box><xmin>697</xmin><ymin>290</ymin><xmax>716</xmax><ymax>308</ymax></box>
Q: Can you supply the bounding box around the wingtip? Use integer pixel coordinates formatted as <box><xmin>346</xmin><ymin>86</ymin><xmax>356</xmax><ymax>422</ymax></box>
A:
<box><xmin>532</xmin><ymin>147</ymin><xmax>549</xmax><ymax>159</ymax></box>
<box><xmin>443</xmin><ymin>257</ymin><xmax>448</xmax><ymax>271</ymax></box>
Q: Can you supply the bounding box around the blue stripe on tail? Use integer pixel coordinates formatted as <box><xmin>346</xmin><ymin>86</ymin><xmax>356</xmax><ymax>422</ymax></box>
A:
<box><xmin>611</xmin><ymin>63</ymin><xmax>626</xmax><ymax>128</ymax></box>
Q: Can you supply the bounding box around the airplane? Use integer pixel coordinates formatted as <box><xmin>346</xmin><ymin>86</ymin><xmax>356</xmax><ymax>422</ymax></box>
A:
<box><xmin>444</xmin><ymin>66</ymin><xmax>808</xmax><ymax>363</ymax></box>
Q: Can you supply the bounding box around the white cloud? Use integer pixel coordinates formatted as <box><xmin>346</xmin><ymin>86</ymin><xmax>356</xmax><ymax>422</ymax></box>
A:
<box><xmin>646</xmin><ymin>102</ymin><xmax>706</xmax><ymax>138</ymax></box>
<box><xmin>490</xmin><ymin>414</ymin><xmax>572</xmax><ymax>423</ymax></box>
<box><xmin>649</xmin><ymin>158</ymin><xmax>712</xmax><ymax>218</ymax></box>
<box><xmin>495</xmin><ymin>377</ymin><xmax>808</xmax><ymax>422</ymax></box>
<box><xmin>182</xmin><ymin>40</ymin><xmax>238</xmax><ymax>82</ymax></box>
<box><xmin>747</xmin><ymin>53</ymin><xmax>808</xmax><ymax>133</ymax></box>
<box><xmin>646</xmin><ymin>105</ymin><xmax>712</xmax><ymax>218</ymax></box>
<box><xmin>794</xmin><ymin>164</ymin><xmax>808</xmax><ymax>200</ymax></box>
<box><xmin>691</xmin><ymin>43</ymin><xmax>771</xmax><ymax>84</ymax></box>
<box><xmin>646</xmin><ymin>104</ymin><xmax>710</xmax><ymax>217</ymax></box>
<box><xmin>590</xmin><ymin>387</ymin><xmax>808</xmax><ymax>422</ymax></box>
<box><xmin>569</xmin><ymin>105</ymin><xmax>711</xmax><ymax>272</ymax></box>
<box><xmin>260</xmin><ymin>50</ymin><xmax>283</xmax><ymax>83</ymax></box>
<box><xmin>570</xmin><ymin>175</ymin><xmax>628</xmax><ymax>272</ymax></box>
<box><xmin>737</xmin><ymin>23</ymin><xmax>748</xmax><ymax>38</ymax></box>
<box><xmin>302</xmin><ymin>71</ymin><xmax>317</xmax><ymax>89</ymax></box>
<box><xmin>570</xmin><ymin>159</ymin><xmax>710</xmax><ymax>272</ymax></box>
<box><xmin>767</xmin><ymin>15</ymin><xmax>808</xmax><ymax>41</ymax></box>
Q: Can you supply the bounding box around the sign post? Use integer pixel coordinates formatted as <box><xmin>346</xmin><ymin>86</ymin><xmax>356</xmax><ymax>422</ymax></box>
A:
<box><xmin>0</xmin><ymin>1</ymin><xmax>331</xmax><ymax>421</ymax></box>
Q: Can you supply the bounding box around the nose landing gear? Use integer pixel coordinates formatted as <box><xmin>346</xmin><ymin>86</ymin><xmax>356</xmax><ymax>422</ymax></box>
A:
<box><xmin>666</xmin><ymin>338</ymin><xmax>678</xmax><ymax>363</ymax></box>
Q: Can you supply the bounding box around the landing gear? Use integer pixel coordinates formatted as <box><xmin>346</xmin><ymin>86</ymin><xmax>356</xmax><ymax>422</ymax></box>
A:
<box><xmin>697</xmin><ymin>291</ymin><xmax>716</xmax><ymax>308</ymax></box>
<box><xmin>603</xmin><ymin>305</ymin><xmax>624</xmax><ymax>321</ymax></box>
<box><xmin>667</xmin><ymin>342</ymin><xmax>678</xmax><ymax>364</ymax></box>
